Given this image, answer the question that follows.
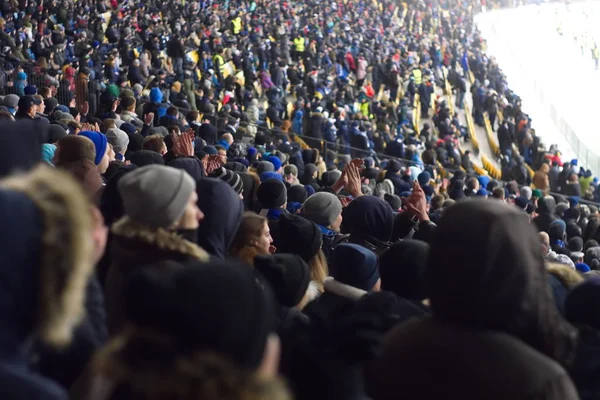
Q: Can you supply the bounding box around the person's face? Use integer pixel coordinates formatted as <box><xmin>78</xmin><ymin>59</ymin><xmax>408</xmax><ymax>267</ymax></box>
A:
<box><xmin>160</xmin><ymin>142</ymin><xmax>167</xmax><ymax>155</ymax></box>
<box><xmin>176</xmin><ymin>191</ymin><xmax>204</xmax><ymax>230</ymax></box>
<box><xmin>98</xmin><ymin>146</ymin><xmax>111</xmax><ymax>174</ymax></box>
<box><xmin>255</xmin><ymin>221</ymin><xmax>273</xmax><ymax>254</ymax></box>
<box><xmin>37</xmin><ymin>102</ymin><xmax>45</xmax><ymax>114</ymax></box>
<box><xmin>218</xmin><ymin>149</ymin><xmax>227</xmax><ymax>164</ymax></box>
<box><xmin>330</xmin><ymin>212</ymin><xmax>343</xmax><ymax>232</ymax></box>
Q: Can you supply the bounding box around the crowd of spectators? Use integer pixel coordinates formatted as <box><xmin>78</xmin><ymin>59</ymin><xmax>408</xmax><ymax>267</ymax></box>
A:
<box><xmin>2</xmin><ymin>0</ymin><xmax>600</xmax><ymax>399</ymax></box>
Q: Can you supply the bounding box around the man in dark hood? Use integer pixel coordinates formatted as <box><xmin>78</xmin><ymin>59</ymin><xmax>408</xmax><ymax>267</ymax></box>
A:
<box><xmin>195</xmin><ymin>178</ymin><xmax>244</xmax><ymax>259</ymax></box>
<box><xmin>341</xmin><ymin>196</ymin><xmax>394</xmax><ymax>255</ymax></box>
<box><xmin>372</xmin><ymin>200</ymin><xmax>578</xmax><ymax>400</ymax></box>
<box><xmin>533</xmin><ymin>195</ymin><xmax>558</xmax><ymax>234</ymax></box>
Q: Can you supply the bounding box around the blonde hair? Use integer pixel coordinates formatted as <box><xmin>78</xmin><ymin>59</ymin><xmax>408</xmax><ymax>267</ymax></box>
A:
<box><xmin>308</xmin><ymin>249</ymin><xmax>328</xmax><ymax>293</ymax></box>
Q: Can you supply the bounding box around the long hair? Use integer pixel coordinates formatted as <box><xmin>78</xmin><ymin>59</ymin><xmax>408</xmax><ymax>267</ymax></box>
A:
<box><xmin>230</xmin><ymin>212</ymin><xmax>269</xmax><ymax>266</ymax></box>
<box><xmin>308</xmin><ymin>249</ymin><xmax>328</xmax><ymax>293</ymax></box>
<box><xmin>91</xmin><ymin>328</ymin><xmax>290</xmax><ymax>400</ymax></box>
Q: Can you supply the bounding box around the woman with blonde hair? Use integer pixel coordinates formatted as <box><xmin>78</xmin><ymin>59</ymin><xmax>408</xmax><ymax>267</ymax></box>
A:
<box><xmin>230</xmin><ymin>212</ymin><xmax>274</xmax><ymax>266</ymax></box>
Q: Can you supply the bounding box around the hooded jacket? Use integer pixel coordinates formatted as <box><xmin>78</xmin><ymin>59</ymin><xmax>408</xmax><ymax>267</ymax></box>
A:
<box><xmin>372</xmin><ymin>200</ymin><xmax>579</xmax><ymax>400</ymax></box>
<box><xmin>342</xmin><ymin>196</ymin><xmax>394</xmax><ymax>255</ymax></box>
<box><xmin>105</xmin><ymin>217</ymin><xmax>210</xmax><ymax>335</ymax></box>
<box><xmin>533</xmin><ymin>196</ymin><xmax>559</xmax><ymax>234</ymax></box>
<box><xmin>195</xmin><ymin>178</ymin><xmax>244</xmax><ymax>260</ymax></box>
<box><xmin>0</xmin><ymin>166</ymin><xmax>95</xmax><ymax>400</ymax></box>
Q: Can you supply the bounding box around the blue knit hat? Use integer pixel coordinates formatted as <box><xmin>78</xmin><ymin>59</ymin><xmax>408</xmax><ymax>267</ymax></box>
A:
<box><xmin>79</xmin><ymin>131</ymin><xmax>108</xmax><ymax>165</ymax></box>
<box><xmin>265</xmin><ymin>155</ymin><xmax>282</xmax><ymax>171</ymax></box>
<box><xmin>332</xmin><ymin>243</ymin><xmax>380</xmax><ymax>291</ymax></box>
<box><xmin>417</xmin><ymin>171</ymin><xmax>431</xmax><ymax>186</ymax></box>
<box><xmin>24</xmin><ymin>85</ymin><xmax>37</xmax><ymax>95</ymax></box>
<box><xmin>260</xmin><ymin>171</ymin><xmax>283</xmax><ymax>182</ymax></box>
<box><xmin>203</xmin><ymin>145</ymin><xmax>217</xmax><ymax>155</ymax></box>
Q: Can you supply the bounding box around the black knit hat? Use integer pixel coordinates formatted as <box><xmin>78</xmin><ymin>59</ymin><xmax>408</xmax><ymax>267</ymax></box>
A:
<box><xmin>379</xmin><ymin>239</ymin><xmax>429</xmax><ymax>300</ymax></box>
<box><xmin>124</xmin><ymin>260</ymin><xmax>275</xmax><ymax>369</ymax></box>
<box><xmin>257</xmin><ymin>179</ymin><xmax>287</xmax><ymax>209</ymax></box>
<box><xmin>254</xmin><ymin>254</ymin><xmax>310</xmax><ymax>307</ymax></box>
<box><xmin>278</xmin><ymin>213</ymin><xmax>323</xmax><ymax>262</ymax></box>
<box><xmin>129</xmin><ymin>150</ymin><xmax>165</xmax><ymax>167</ymax></box>
<box><xmin>210</xmin><ymin>167</ymin><xmax>244</xmax><ymax>195</ymax></box>
<box><xmin>287</xmin><ymin>184</ymin><xmax>308</xmax><ymax>204</ymax></box>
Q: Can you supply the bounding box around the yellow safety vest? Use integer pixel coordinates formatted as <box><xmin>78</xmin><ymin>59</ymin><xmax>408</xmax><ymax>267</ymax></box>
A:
<box><xmin>594</xmin><ymin>48</ymin><xmax>599</xmax><ymax>60</ymax></box>
<box><xmin>232</xmin><ymin>17</ymin><xmax>242</xmax><ymax>35</ymax></box>
<box><xmin>412</xmin><ymin>68</ymin><xmax>422</xmax><ymax>85</ymax></box>
<box><xmin>294</xmin><ymin>37</ymin><xmax>305</xmax><ymax>52</ymax></box>
<box><xmin>213</xmin><ymin>54</ymin><xmax>225</xmax><ymax>75</ymax></box>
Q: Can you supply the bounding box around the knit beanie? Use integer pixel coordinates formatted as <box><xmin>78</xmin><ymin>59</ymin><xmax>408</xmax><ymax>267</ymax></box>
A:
<box><xmin>278</xmin><ymin>213</ymin><xmax>323</xmax><ymax>263</ymax></box>
<box><xmin>79</xmin><ymin>131</ymin><xmax>108</xmax><ymax>165</ymax></box>
<box><xmin>124</xmin><ymin>260</ymin><xmax>274</xmax><ymax>368</ymax></box>
<box><xmin>520</xmin><ymin>186</ymin><xmax>533</xmax><ymax>200</ymax></box>
<box><xmin>47</xmin><ymin>124</ymin><xmax>67</xmax><ymax>144</ymax></box>
<box><xmin>532</xmin><ymin>189</ymin><xmax>543</xmax><ymax>199</ymax></box>
<box><xmin>257</xmin><ymin>179</ymin><xmax>287</xmax><ymax>209</ymax></box>
<box><xmin>332</xmin><ymin>243</ymin><xmax>380</xmax><ymax>291</ymax></box>
<box><xmin>106</xmin><ymin>128</ymin><xmax>130</xmax><ymax>154</ymax></box>
<box><xmin>565</xmin><ymin>279</ymin><xmax>600</xmax><ymax>330</ymax></box>
<box><xmin>254</xmin><ymin>254</ymin><xmax>310</xmax><ymax>308</ymax></box>
<box><xmin>568</xmin><ymin>237</ymin><xmax>584</xmax><ymax>253</ymax></box>
<box><xmin>284</xmin><ymin>164</ymin><xmax>298</xmax><ymax>177</ymax></box>
<box><xmin>265</xmin><ymin>155</ymin><xmax>282</xmax><ymax>172</ymax></box>
<box><xmin>255</xmin><ymin>160</ymin><xmax>275</xmax><ymax>175</ymax></box>
<box><xmin>287</xmin><ymin>184</ymin><xmax>308</xmax><ymax>204</ymax></box>
<box><xmin>129</xmin><ymin>150</ymin><xmax>165</xmax><ymax>167</ymax></box>
<box><xmin>260</xmin><ymin>171</ymin><xmax>283</xmax><ymax>182</ymax></box>
<box><xmin>118</xmin><ymin>165</ymin><xmax>196</xmax><ymax>228</ymax></box>
<box><xmin>575</xmin><ymin>263</ymin><xmax>591</xmax><ymax>273</ymax></box>
<box><xmin>379</xmin><ymin>239</ymin><xmax>429</xmax><ymax>300</ymax></box>
<box><xmin>417</xmin><ymin>171</ymin><xmax>431</xmax><ymax>186</ymax></box>
<box><xmin>302</xmin><ymin>192</ymin><xmax>342</xmax><ymax>227</ymax></box>
<box><xmin>210</xmin><ymin>167</ymin><xmax>244</xmax><ymax>194</ymax></box>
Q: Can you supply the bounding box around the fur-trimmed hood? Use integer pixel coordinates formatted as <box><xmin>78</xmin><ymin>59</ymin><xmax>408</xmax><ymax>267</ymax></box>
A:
<box><xmin>0</xmin><ymin>165</ymin><xmax>94</xmax><ymax>350</ymax></box>
<box><xmin>547</xmin><ymin>262</ymin><xmax>584</xmax><ymax>289</ymax></box>
<box><xmin>110</xmin><ymin>217</ymin><xmax>210</xmax><ymax>267</ymax></box>
<box><xmin>106</xmin><ymin>217</ymin><xmax>209</xmax><ymax>335</ymax></box>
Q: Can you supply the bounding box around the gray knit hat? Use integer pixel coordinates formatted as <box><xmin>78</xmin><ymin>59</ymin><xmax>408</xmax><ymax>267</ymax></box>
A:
<box><xmin>302</xmin><ymin>192</ymin><xmax>342</xmax><ymax>227</ymax></box>
<box><xmin>3</xmin><ymin>94</ymin><xmax>18</xmax><ymax>109</ymax></box>
<box><xmin>107</xmin><ymin>127</ymin><xmax>130</xmax><ymax>154</ymax></box>
<box><xmin>118</xmin><ymin>165</ymin><xmax>196</xmax><ymax>228</ymax></box>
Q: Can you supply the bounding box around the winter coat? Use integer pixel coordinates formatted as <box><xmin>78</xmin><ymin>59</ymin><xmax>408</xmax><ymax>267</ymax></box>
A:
<box><xmin>569</xmin><ymin>325</ymin><xmax>600</xmax><ymax>400</ymax></box>
<box><xmin>342</xmin><ymin>196</ymin><xmax>394</xmax><ymax>255</ymax></box>
<box><xmin>533</xmin><ymin>164</ymin><xmax>550</xmax><ymax>192</ymax></box>
<box><xmin>183</xmin><ymin>79</ymin><xmax>197</xmax><ymax>111</ymax></box>
<box><xmin>563</xmin><ymin>182</ymin><xmax>582</xmax><ymax>198</ymax></box>
<box><xmin>308</xmin><ymin>112</ymin><xmax>325</xmax><ymax>139</ymax></box>
<box><xmin>198</xmin><ymin>123</ymin><xmax>218</xmax><ymax>145</ymax></box>
<box><xmin>373</xmin><ymin>199</ymin><xmax>579</xmax><ymax>400</ymax></box>
<box><xmin>105</xmin><ymin>217</ymin><xmax>210</xmax><ymax>335</ymax></box>
<box><xmin>533</xmin><ymin>196</ymin><xmax>559</xmax><ymax>233</ymax></box>
<box><xmin>34</xmin><ymin>276</ymin><xmax>107</xmax><ymax>390</ymax></box>
<box><xmin>0</xmin><ymin>166</ymin><xmax>96</xmax><ymax>400</ymax></box>
<box><xmin>195</xmin><ymin>179</ymin><xmax>244</xmax><ymax>260</ymax></box>
<box><xmin>356</xmin><ymin>58</ymin><xmax>368</xmax><ymax>80</ymax></box>
<box><xmin>166</xmin><ymin>38</ymin><xmax>185</xmax><ymax>59</ymax></box>
<box><xmin>373</xmin><ymin>318</ymin><xmax>578</xmax><ymax>400</ymax></box>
